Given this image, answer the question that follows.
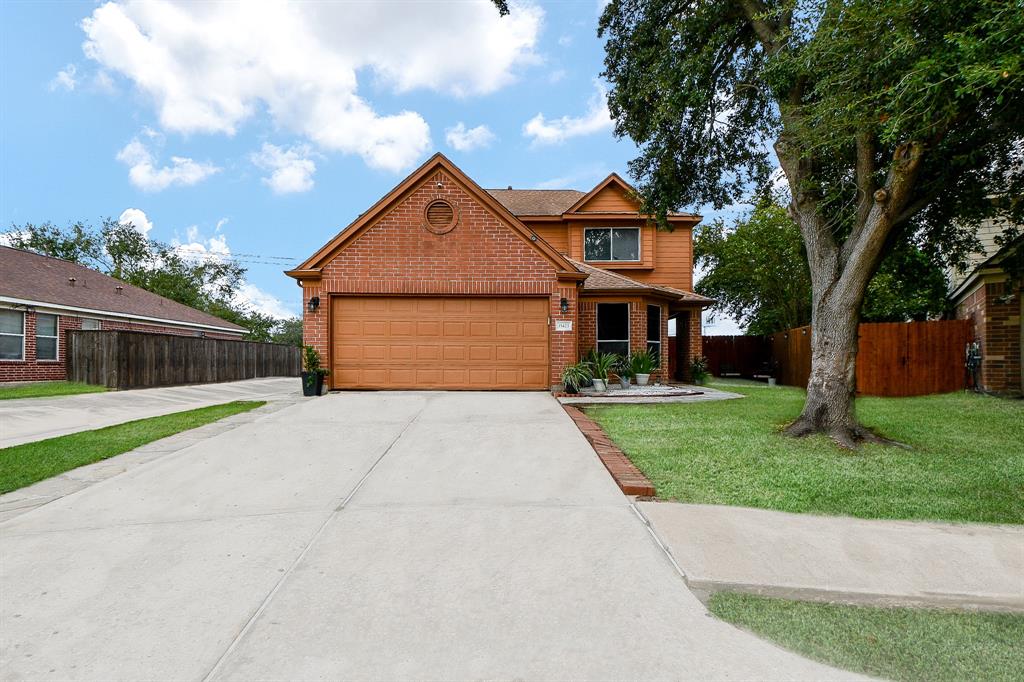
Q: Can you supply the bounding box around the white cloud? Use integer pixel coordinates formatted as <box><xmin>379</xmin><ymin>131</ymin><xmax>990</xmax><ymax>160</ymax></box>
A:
<box><xmin>171</xmin><ymin>225</ymin><xmax>295</xmax><ymax>318</ymax></box>
<box><xmin>81</xmin><ymin>1</ymin><xmax>544</xmax><ymax>173</ymax></box>
<box><xmin>444</xmin><ymin>123</ymin><xmax>496</xmax><ymax>152</ymax></box>
<box><xmin>117</xmin><ymin>207</ymin><xmax>154</xmax><ymax>236</ymax></box>
<box><xmin>557</xmin><ymin>34</ymin><xmax>573</xmax><ymax>47</ymax></box>
<box><xmin>251</xmin><ymin>143</ymin><xmax>316</xmax><ymax>194</ymax></box>
<box><xmin>49</xmin><ymin>64</ymin><xmax>77</xmax><ymax>91</ymax></box>
<box><xmin>523</xmin><ymin>81</ymin><xmax>613</xmax><ymax>145</ymax></box>
<box><xmin>547</xmin><ymin>69</ymin><xmax>567</xmax><ymax>84</ymax></box>
<box><xmin>116</xmin><ymin>137</ymin><xmax>220</xmax><ymax>192</ymax></box>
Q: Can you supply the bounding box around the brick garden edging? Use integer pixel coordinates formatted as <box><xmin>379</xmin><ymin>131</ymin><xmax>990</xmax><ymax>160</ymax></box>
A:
<box><xmin>562</xmin><ymin>405</ymin><xmax>656</xmax><ymax>497</ymax></box>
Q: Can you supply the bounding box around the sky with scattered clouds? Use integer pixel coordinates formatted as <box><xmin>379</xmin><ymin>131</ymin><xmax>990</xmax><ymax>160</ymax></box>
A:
<box><xmin>1</xmin><ymin>0</ymin><xmax>743</xmax><ymax>333</ymax></box>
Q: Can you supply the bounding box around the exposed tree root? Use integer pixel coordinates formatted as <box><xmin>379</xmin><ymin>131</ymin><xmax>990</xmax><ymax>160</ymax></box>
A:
<box><xmin>784</xmin><ymin>418</ymin><xmax>909</xmax><ymax>450</ymax></box>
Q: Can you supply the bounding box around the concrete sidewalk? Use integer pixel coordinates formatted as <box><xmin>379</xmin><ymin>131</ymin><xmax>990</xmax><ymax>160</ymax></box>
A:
<box><xmin>0</xmin><ymin>377</ymin><xmax>299</xmax><ymax>448</ymax></box>
<box><xmin>639</xmin><ymin>501</ymin><xmax>1024</xmax><ymax>611</ymax></box>
<box><xmin>1</xmin><ymin>392</ymin><xmax>860</xmax><ymax>680</ymax></box>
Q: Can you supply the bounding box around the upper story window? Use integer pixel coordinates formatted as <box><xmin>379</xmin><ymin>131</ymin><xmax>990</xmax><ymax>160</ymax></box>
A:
<box><xmin>584</xmin><ymin>227</ymin><xmax>640</xmax><ymax>262</ymax></box>
<box><xmin>0</xmin><ymin>310</ymin><xmax>25</xmax><ymax>360</ymax></box>
<box><xmin>36</xmin><ymin>313</ymin><xmax>59</xmax><ymax>361</ymax></box>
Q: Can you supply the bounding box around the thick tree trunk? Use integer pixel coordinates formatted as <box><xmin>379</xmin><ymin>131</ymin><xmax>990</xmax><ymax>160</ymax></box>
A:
<box><xmin>784</xmin><ymin>288</ymin><xmax>866</xmax><ymax>448</ymax></box>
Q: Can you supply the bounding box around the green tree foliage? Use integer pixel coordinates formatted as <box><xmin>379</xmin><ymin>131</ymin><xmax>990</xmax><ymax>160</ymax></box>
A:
<box><xmin>4</xmin><ymin>219</ymin><xmax>278</xmax><ymax>341</ymax></box>
<box><xmin>696</xmin><ymin>202</ymin><xmax>950</xmax><ymax>334</ymax></box>
<box><xmin>597</xmin><ymin>0</ymin><xmax>1024</xmax><ymax>445</ymax></box>
<box><xmin>270</xmin><ymin>317</ymin><xmax>303</xmax><ymax>346</ymax></box>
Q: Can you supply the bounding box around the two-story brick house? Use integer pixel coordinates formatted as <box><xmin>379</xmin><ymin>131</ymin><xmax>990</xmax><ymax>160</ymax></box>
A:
<box><xmin>287</xmin><ymin>153</ymin><xmax>710</xmax><ymax>390</ymax></box>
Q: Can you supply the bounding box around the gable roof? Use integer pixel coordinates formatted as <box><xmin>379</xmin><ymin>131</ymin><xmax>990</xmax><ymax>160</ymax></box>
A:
<box><xmin>289</xmin><ymin>153</ymin><xmax>580</xmax><ymax>278</ymax></box>
<box><xmin>486</xmin><ymin>189</ymin><xmax>586</xmax><ymax>216</ymax></box>
<box><xmin>569</xmin><ymin>259</ymin><xmax>713</xmax><ymax>304</ymax></box>
<box><xmin>0</xmin><ymin>246</ymin><xmax>247</xmax><ymax>333</ymax></box>
<box><xmin>564</xmin><ymin>173</ymin><xmax>641</xmax><ymax>214</ymax></box>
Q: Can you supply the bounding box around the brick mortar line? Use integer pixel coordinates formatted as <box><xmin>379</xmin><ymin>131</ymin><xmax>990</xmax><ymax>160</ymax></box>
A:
<box><xmin>561</xmin><ymin>404</ymin><xmax>656</xmax><ymax>497</ymax></box>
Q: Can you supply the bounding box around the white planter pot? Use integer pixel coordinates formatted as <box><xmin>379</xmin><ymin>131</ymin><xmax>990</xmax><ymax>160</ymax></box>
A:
<box><xmin>768</xmin><ymin>377</ymin><xmax>777</xmax><ymax>387</ymax></box>
<box><xmin>592</xmin><ymin>379</ymin><xmax>607</xmax><ymax>392</ymax></box>
<box><xmin>636</xmin><ymin>373</ymin><xmax>651</xmax><ymax>386</ymax></box>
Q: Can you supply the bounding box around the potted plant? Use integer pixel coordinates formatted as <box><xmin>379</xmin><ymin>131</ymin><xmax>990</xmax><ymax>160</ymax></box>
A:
<box><xmin>690</xmin><ymin>355</ymin><xmax>710</xmax><ymax>386</ymax></box>
<box><xmin>629</xmin><ymin>349</ymin><xmax>658</xmax><ymax>386</ymax></box>
<box><xmin>561</xmin><ymin>362</ymin><xmax>592</xmax><ymax>394</ymax></box>
<box><xmin>301</xmin><ymin>345</ymin><xmax>330</xmax><ymax>396</ymax></box>
<box><xmin>614</xmin><ymin>356</ymin><xmax>633</xmax><ymax>389</ymax></box>
<box><xmin>588</xmin><ymin>351</ymin><xmax>618</xmax><ymax>392</ymax></box>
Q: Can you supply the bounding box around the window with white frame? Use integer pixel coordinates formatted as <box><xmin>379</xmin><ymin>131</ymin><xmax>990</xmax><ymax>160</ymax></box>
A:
<box><xmin>583</xmin><ymin>227</ymin><xmax>640</xmax><ymax>262</ymax></box>
<box><xmin>36</xmin><ymin>313</ymin><xmax>59</xmax><ymax>361</ymax></box>
<box><xmin>0</xmin><ymin>310</ymin><xmax>25</xmax><ymax>360</ymax></box>
<box><xmin>81</xmin><ymin>318</ymin><xmax>101</xmax><ymax>330</ymax></box>
<box><xmin>647</xmin><ymin>305</ymin><xmax>662</xmax><ymax>362</ymax></box>
<box><xmin>597</xmin><ymin>303</ymin><xmax>630</xmax><ymax>357</ymax></box>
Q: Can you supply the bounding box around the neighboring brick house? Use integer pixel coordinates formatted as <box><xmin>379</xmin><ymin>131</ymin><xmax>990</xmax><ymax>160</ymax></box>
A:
<box><xmin>1</xmin><ymin>246</ymin><xmax>246</xmax><ymax>382</ymax></box>
<box><xmin>948</xmin><ymin>220</ymin><xmax>1022</xmax><ymax>396</ymax></box>
<box><xmin>286</xmin><ymin>153</ymin><xmax>710</xmax><ymax>390</ymax></box>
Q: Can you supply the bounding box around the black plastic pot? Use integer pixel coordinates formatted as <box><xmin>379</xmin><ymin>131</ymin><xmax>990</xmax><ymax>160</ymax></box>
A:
<box><xmin>301</xmin><ymin>371</ymin><xmax>323</xmax><ymax>397</ymax></box>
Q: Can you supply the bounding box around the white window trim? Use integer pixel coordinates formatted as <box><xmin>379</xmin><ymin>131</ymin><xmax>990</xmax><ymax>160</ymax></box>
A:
<box><xmin>35</xmin><ymin>313</ymin><xmax>60</xmax><ymax>362</ymax></box>
<box><xmin>583</xmin><ymin>227</ymin><xmax>642</xmax><ymax>263</ymax></box>
<box><xmin>596</xmin><ymin>302</ymin><xmax>631</xmax><ymax>354</ymax></box>
<box><xmin>0</xmin><ymin>309</ymin><xmax>26</xmax><ymax>362</ymax></box>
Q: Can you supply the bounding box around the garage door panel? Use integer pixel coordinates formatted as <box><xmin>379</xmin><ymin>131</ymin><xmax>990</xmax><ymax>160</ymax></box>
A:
<box><xmin>331</xmin><ymin>296</ymin><xmax>549</xmax><ymax>390</ymax></box>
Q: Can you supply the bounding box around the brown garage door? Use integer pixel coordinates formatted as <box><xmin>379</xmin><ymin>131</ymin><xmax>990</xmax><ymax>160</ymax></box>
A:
<box><xmin>331</xmin><ymin>297</ymin><xmax>549</xmax><ymax>389</ymax></box>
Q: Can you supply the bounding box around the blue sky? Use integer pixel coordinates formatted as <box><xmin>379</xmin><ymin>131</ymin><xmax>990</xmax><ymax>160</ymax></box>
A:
<box><xmin>1</xmin><ymin>0</ymin><xmax>742</xmax><ymax>333</ymax></box>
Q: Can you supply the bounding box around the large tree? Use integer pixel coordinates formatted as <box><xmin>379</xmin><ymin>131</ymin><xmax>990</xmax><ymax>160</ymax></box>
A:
<box><xmin>598</xmin><ymin>0</ymin><xmax>1024</xmax><ymax>446</ymax></box>
<box><xmin>695</xmin><ymin>199</ymin><xmax>950</xmax><ymax>334</ymax></box>
<box><xmin>4</xmin><ymin>219</ymin><xmax>276</xmax><ymax>341</ymax></box>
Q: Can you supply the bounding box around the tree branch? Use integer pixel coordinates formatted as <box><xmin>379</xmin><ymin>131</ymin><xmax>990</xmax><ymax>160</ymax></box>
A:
<box><xmin>854</xmin><ymin>130</ymin><xmax>877</xmax><ymax>229</ymax></box>
<box><xmin>735</xmin><ymin>0</ymin><xmax>779</xmax><ymax>50</ymax></box>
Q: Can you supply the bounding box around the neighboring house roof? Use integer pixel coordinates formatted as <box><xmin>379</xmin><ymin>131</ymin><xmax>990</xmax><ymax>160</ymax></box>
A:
<box><xmin>485</xmin><ymin>189</ymin><xmax>586</xmax><ymax>216</ymax></box>
<box><xmin>0</xmin><ymin>246</ymin><xmax>247</xmax><ymax>333</ymax></box>
<box><xmin>288</xmin><ymin>153</ymin><xmax>582</xmax><ymax>279</ymax></box>
<box><xmin>569</xmin><ymin>259</ymin><xmax>712</xmax><ymax>305</ymax></box>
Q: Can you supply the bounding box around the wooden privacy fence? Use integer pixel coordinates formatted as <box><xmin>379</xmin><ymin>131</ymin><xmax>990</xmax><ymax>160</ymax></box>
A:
<box><xmin>701</xmin><ymin>335</ymin><xmax>773</xmax><ymax>378</ymax></box>
<box><xmin>66</xmin><ymin>330</ymin><xmax>301</xmax><ymax>390</ymax></box>
<box><xmin>765</xmin><ymin>320</ymin><xmax>972</xmax><ymax>397</ymax></box>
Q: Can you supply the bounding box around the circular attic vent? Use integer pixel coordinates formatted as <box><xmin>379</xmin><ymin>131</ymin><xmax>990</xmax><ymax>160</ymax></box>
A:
<box><xmin>423</xmin><ymin>199</ymin><xmax>458</xmax><ymax>234</ymax></box>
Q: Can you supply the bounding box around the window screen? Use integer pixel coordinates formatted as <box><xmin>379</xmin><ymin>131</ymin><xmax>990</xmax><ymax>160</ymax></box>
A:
<box><xmin>597</xmin><ymin>303</ymin><xmax>629</xmax><ymax>357</ymax></box>
<box><xmin>36</xmin><ymin>313</ymin><xmax>58</xmax><ymax>361</ymax></box>
<box><xmin>647</xmin><ymin>305</ymin><xmax>661</xmax><ymax>362</ymax></box>
<box><xmin>0</xmin><ymin>310</ymin><xmax>24</xmax><ymax>360</ymax></box>
<box><xmin>584</xmin><ymin>228</ymin><xmax>640</xmax><ymax>261</ymax></box>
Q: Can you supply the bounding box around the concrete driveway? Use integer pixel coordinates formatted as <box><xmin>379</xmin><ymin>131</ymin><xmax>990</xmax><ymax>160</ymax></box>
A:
<box><xmin>0</xmin><ymin>392</ymin><xmax>857</xmax><ymax>680</ymax></box>
<box><xmin>0</xmin><ymin>377</ymin><xmax>299</xmax><ymax>447</ymax></box>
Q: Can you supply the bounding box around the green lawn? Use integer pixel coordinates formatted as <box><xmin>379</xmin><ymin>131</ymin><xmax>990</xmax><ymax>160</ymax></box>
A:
<box><xmin>586</xmin><ymin>382</ymin><xmax>1024</xmax><ymax>523</ymax></box>
<box><xmin>0</xmin><ymin>381</ymin><xmax>108</xmax><ymax>400</ymax></box>
<box><xmin>0</xmin><ymin>401</ymin><xmax>264</xmax><ymax>494</ymax></box>
<box><xmin>709</xmin><ymin>592</ymin><xmax>1024</xmax><ymax>682</ymax></box>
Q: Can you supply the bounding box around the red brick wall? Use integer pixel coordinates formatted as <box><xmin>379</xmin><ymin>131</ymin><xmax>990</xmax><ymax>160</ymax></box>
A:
<box><xmin>577</xmin><ymin>297</ymin><xmax>671</xmax><ymax>382</ymax></box>
<box><xmin>306</xmin><ymin>170</ymin><xmax>576</xmax><ymax>387</ymax></box>
<box><xmin>0</xmin><ymin>310</ymin><xmax>241</xmax><ymax>383</ymax></box>
<box><xmin>958</xmin><ymin>279</ymin><xmax>1022</xmax><ymax>395</ymax></box>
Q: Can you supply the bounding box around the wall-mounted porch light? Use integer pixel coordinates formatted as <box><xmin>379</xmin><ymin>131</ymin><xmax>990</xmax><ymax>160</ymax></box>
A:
<box><xmin>308</xmin><ymin>296</ymin><xmax>320</xmax><ymax>313</ymax></box>
<box><xmin>559</xmin><ymin>297</ymin><xmax>569</xmax><ymax>314</ymax></box>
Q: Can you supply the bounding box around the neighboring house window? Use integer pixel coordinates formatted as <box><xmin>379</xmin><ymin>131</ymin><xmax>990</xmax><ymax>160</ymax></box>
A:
<box><xmin>36</xmin><ymin>314</ymin><xmax>59</xmax><ymax>361</ymax></box>
<box><xmin>597</xmin><ymin>303</ymin><xmax>630</xmax><ymax>357</ymax></box>
<box><xmin>0</xmin><ymin>310</ymin><xmax>25</xmax><ymax>360</ymax></box>
<box><xmin>647</xmin><ymin>305</ymin><xmax>661</xmax><ymax>360</ymax></box>
<box><xmin>81</xmin><ymin>318</ymin><xmax>101</xmax><ymax>330</ymax></box>
<box><xmin>584</xmin><ymin>228</ymin><xmax>640</xmax><ymax>262</ymax></box>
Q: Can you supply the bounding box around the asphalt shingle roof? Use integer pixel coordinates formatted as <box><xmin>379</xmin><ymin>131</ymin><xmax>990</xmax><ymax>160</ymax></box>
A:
<box><xmin>569</xmin><ymin>259</ymin><xmax>713</xmax><ymax>303</ymax></box>
<box><xmin>485</xmin><ymin>189</ymin><xmax>586</xmax><ymax>216</ymax></box>
<box><xmin>0</xmin><ymin>246</ymin><xmax>247</xmax><ymax>332</ymax></box>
